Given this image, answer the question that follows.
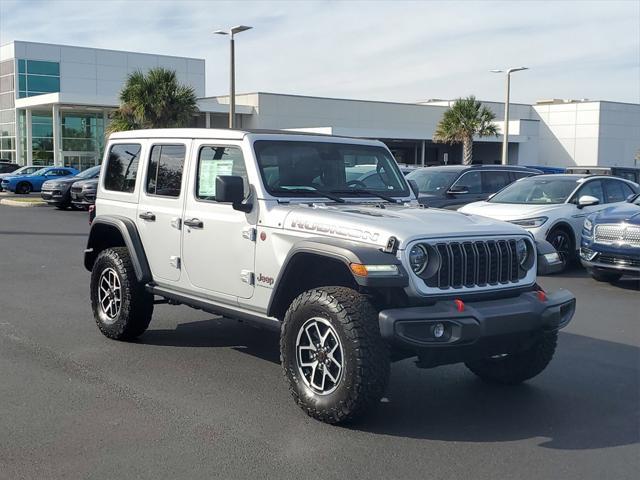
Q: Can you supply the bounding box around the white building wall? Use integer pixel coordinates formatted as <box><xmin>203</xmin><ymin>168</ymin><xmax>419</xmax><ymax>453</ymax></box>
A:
<box><xmin>12</xmin><ymin>41</ymin><xmax>206</xmax><ymax>104</ymax></box>
<box><xmin>597</xmin><ymin>102</ymin><xmax>640</xmax><ymax>167</ymax></box>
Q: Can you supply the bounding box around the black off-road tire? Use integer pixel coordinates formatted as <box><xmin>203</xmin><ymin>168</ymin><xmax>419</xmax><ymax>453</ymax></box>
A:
<box><xmin>90</xmin><ymin>247</ymin><xmax>153</xmax><ymax>340</ymax></box>
<box><xmin>588</xmin><ymin>268</ymin><xmax>623</xmax><ymax>283</ymax></box>
<box><xmin>465</xmin><ymin>330</ymin><xmax>558</xmax><ymax>385</ymax></box>
<box><xmin>280</xmin><ymin>287</ymin><xmax>390</xmax><ymax>424</ymax></box>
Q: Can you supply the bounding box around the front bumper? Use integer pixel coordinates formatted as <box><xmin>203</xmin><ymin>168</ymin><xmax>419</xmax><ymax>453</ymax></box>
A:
<box><xmin>71</xmin><ymin>190</ymin><xmax>95</xmax><ymax>206</ymax></box>
<box><xmin>580</xmin><ymin>248</ymin><xmax>640</xmax><ymax>273</ymax></box>
<box><xmin>41</xmin><ymin>189</ymin><xmax>65</xmax><ymax>203</ymax></box>
<box><xmin>379</xmin><ymin>289</ymin><xmax>575</xmax><ymax>364</ymax></box>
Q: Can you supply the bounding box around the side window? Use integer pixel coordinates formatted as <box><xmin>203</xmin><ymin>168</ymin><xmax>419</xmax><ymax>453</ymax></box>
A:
<box><xmin>604</xmin><ymin>180</ymin><xmax>633</xmax><ymax>203</ymax></box>
<box><xmin>481</xmin><ymin>171</ymin><xmax>512</xmax><ymax>194</ymax></box>
<box><xmin>104</xmin><ymin>143</ymin><xmax>142</xmax><ymax>193</ymax></box>
<box><xmin>577</xmin><ymin>180</ymin><xmax>604</xmax><ymax>203</ymax></box>
<box><xmin>145</xmin><ymin>144</ymin><xmax>185</xmax><ymax>198</ymax></box>
<box><xmin>196</xmin><ymin>146</ymin><xmax>248</xmax><ymax>200</ymax></box>
<box><xmin>513</xmin><ymin>171</ymin><xmax>534</xmax><ymax>180</ymax></box>
<box><xmin>453</xmin><ymin>171</ymin><xmax>481</xmax><ymax>194</ymax></box>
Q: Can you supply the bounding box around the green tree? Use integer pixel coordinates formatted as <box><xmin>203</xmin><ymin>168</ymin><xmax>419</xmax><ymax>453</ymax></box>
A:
<box><xmin>107</xmin><ymin>68</ymin><xmax>198</xmax><ymax>134</ymax></box>
<box><xmin>433</xmin><ymin>96</ymin><xmax>498</xmax><ymax>165</ymax></box>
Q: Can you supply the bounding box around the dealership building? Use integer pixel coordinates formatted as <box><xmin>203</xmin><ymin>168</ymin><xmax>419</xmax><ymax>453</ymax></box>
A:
<box><xmin>1</xmin><ymin>40</ymin><xmax>639</xmax><ymax>170</ymax></box>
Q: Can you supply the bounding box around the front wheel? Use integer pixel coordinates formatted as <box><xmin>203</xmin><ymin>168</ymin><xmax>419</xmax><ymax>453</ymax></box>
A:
<box><xmin>16</xmin><ymin>182</ymin><xmax>32</xmax><ymax>194</ymax></box>
<box><xmin>546</xmin><ymin>228</ymin><xmax>574</xmax><ymax>271</ymax></box>
<box><xmin>465</xmin><ymin>331</ymin><xmax>558</xmax><ymax>385</ymax></box>
<box><xmin>588</xmin><ymin>268</ymin><xmax>623</xmax><ymax>283</ymax></box>
<box><xmin>90</xmin><ymin>247</ymin><xmax>153</xmax><ymax>340</ymax></box>
<box><xmin>280</xmin><ymin>287</ymin><xmax>389</xmax><ymax>424</ymax></box>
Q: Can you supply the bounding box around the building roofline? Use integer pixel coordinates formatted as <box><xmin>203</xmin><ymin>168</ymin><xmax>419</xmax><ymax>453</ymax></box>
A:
<box><xmin>203</xmin><ymin>91</ymin><xmax>453</xmax><ymax>108</ymax></box>
<box><xmin>0</xmin><ymin>39</ymin><xmax>205</xmax><ymax>62</ymax></box>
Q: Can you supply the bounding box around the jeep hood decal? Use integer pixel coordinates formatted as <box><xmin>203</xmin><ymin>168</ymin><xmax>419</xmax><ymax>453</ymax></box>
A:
<box><xmin>282</xmin><ymin>203</ymin><xmax>526</xmax><ymax>247</ymax></box>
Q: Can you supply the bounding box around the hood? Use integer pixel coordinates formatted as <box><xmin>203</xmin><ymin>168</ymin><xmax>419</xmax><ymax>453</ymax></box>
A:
<box><xmin>459</xmin><ymin>201</ymin><xmax>568</xmax><ymax>221</ymax></box>
<box><xmin>45</xmin><ymin>176</ymin><xmax>79</xmax><ymax>186</ymax></box>
<box><xmin>592</xmin><ymin>203</ymin><xmax>640</xmax><ymax>225</ymax></box>
<box><xmin>72</xmin><ymin>178</ymin><xmax>98</xmax><ymax>187</ymax></box>
<box><xmin>281</xmin><ymin>202</ymin><xmax>526</xmax><ymax>248</ymax></box>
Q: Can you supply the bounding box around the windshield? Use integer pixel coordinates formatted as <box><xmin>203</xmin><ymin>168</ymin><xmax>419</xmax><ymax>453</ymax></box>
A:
<box><xmin>76</xmin><ymin>165</ymin><xmax>101</xmax><ymax>179</ymax></box>
<box><xmin>490</xmin><ymin>177</ymin><xmax>578</xmax><ymax>204</ymax></box>
<box><xmin>30</xmin><ymin>168</ymin><xmax>49</xmax><ymax>176</ymax></box>
<box><xmin>11</xmin><ymin>166</ymin><xmax>38</xmax><ymax>175</ymax></box>
<box><xmin>254</xmin><ymin>140</ymin><xmax>409</xmax><ymax>198</ymax></box>
<box><xmin>406</xmin><ymin>169</ymin><xmax>459</xmax><ymax>194</ymax></box>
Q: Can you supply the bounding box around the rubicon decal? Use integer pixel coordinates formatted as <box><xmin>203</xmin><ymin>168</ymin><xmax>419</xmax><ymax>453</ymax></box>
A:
<box><xmin>289</xmin><ymin>218</ymin><xmax>380</xmax><ymax>242</ymax></box>
<box><xmin>257</xmin><ymin>273</ymin><xmax>275</xmax><ymax>287</ymax></box>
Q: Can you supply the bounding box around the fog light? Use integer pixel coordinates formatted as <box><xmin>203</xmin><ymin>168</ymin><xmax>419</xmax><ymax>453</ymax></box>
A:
<box><xmin>433</xmin><ymin>323</ymin><xmax>445</xmax><ymax>338</ymax></box>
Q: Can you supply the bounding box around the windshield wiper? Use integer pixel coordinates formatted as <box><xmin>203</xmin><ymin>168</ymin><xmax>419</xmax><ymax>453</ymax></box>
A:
<box><xmin>330</xmin><ymin>188</ymin><xmax>400</xmax><ymax>203</ymax></box>
<box><xmin>272</xmin><ymin>187</ymin><xmax>345</xmax><ymax>203</ymax></box>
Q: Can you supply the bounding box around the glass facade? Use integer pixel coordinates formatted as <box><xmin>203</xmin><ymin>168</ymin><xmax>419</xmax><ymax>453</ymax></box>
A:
<box><xmin>17</xmin><ymin>60</ymin><xmax>60</xmax><ymax>98</ymax></box>
<box><xmin>61</xmin><ymin>112</ymin><xmax>105</xmax><ymax>170</ymax></box>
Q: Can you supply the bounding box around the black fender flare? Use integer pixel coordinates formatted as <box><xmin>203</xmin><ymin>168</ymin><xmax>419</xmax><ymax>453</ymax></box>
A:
<box><xmin>84</xmin><ymin>215</ymin><xmax>152</xmax><ymax>283</ymax></box>
<box><xmin>266</xmin><ymin>237</ymin><xmax>408</xmax><ymax>317</ymax></box>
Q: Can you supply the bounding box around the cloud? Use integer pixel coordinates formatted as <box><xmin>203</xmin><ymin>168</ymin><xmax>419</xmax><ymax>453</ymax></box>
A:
<box><xmin>1</xmin><ymin>0</ymin><xmax>638</xmax><ymax>103</ymax></box>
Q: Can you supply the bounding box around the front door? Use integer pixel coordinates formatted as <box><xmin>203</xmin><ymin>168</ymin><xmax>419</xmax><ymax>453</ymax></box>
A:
<box><xmin>181</xmin><ymin>141</ymin><xmax>256</xmax><ymax>299</ymax></box>
<box><xmin>136</xmin><ymin>141</ymin><xmax>189</xmax><ymax>282</ymax></box>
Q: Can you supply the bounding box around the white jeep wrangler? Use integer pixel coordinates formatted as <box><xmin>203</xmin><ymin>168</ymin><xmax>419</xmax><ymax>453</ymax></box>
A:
<box><xmin>84</xmin><ymin>129</ymin><xmax>576</xmax><ymax>424</ymax></box>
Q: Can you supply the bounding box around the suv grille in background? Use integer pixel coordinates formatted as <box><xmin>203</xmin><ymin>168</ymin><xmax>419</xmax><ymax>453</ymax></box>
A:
<box><xmin>594</xmin><ymin>224</ymin><xmax>640</xmax><ymax>247</ymax></box>
<box><xmin>423</xmin><ymin>239</ymin><xmax>520</xmax><ymax>289</ymax></box>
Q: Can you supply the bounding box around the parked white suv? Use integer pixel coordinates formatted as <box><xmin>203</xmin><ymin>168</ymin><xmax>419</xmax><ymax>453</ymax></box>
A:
<box><xmin>84</xmin><ymin>129</ymin><xmax>576</xmax><ymax>424</ymax></box>
<box><xmin>459</xmin><ymin>174</ymin><xmax>639</xmax><ymax>271</ymax></box>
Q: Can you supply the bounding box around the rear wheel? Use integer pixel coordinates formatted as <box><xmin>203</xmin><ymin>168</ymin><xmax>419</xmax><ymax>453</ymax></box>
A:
<box><xmin>588</xmin><ymin>268</ymin><xmax>623</xmax><ymax>283</ymax></box>
<box><xmin>465</xmin><ymin>331</ymin><xmax>558</xmax><ymax>385</ymax></box>
<box><xmin>280</xmin><ymin>287</ymin><xmax>389</xmax><ymax>424</ymax></box>
<box><xmin>90</xmin><ymin>247</ymin><xmax>153</xmax><ymax>340</ymax></box>
<box><xmin>16</xmin><ymin>182</ymin><xmax>32</xmax><ymax>194</ymax></box>
<box><xmin>546</xmin><ymin>227</ymin><xmax>574</xmax><ymax>271</ymax></box>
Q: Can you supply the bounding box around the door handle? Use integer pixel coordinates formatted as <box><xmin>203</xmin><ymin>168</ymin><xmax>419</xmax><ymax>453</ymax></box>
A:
<box><xmin>139</xmin><ymin>211</ymin><xmax>156</xmax><ymax>221</ymax></box>
<box><xmin>184</xmin><ymin>218</ymin><xmax>204</xmax><ymax>229</ymax></box>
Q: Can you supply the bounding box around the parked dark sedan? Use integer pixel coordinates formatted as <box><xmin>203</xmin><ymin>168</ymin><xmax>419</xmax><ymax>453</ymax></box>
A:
<box><xmin>406</xmin><ymin>165</ymin><xmax>541</xmax><ymax>209</ymax></box>
<box><xmin>70</xmin><ymin>177</ymin><xmax>99</xmax><ymax>209</ymax></box>
<box><xmin>580</xmin><ymin>193</ymin><xmax>640</xmax><ymax>282</ymax></box>
<box><xmin>40</xmin><ymin>165</ymin><xmax>101</xmax><ymax>209</ymax></box>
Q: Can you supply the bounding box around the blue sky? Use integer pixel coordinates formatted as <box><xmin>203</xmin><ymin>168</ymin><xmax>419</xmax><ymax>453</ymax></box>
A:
<box><xmin>1</xmin><ymin>0</ymin><xmax>638</xmax><ymax>104</ymax></box>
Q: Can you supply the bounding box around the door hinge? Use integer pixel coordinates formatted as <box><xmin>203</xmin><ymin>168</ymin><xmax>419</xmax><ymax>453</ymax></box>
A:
<box><xmin>240</xmin><ymin>270</ymin><xmax>255</xmax><ymax>285</ymax></box>
<box><xmin>170</xmin><ymin>256</ymin><xmax>181</xmax><ymax>269</ymax></box>
<box><xmin>242</xmin><ymin>227</ymin><xmax>257</xmax><ymax>242</ymax></box>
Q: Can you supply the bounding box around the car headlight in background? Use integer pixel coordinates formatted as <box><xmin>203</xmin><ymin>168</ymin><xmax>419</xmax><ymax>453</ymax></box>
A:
<box><xmin>409</xmin><ymin>243</ymin><xmax>428</xmax><ymax>274</ymax></box>
<box><xmin>510</xmin><ymin>217</ymin><xmax>548</xmax><ymax>228</ymax></box>
<box><xmin>583</xmin><ymin>217</ymin><xmax>593</xmax><ymax>234</ymax></box>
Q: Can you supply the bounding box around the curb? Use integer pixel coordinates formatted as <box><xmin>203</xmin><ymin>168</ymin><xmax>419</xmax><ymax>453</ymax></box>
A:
<box><xmin>0</xmin><ymin>198</ymin><xmax>47</xmax><ymax>207</ymax></box>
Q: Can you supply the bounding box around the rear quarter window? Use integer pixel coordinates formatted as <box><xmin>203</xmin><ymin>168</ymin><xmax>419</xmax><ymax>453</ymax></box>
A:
<box><xmin>104</xmin><ymin>143</ymin><xmax>142</xmax><ymax>193</ymax></box>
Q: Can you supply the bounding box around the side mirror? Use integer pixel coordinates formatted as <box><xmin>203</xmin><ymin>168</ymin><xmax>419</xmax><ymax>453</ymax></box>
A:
<box><xmin>448</xmin><ymin>185</ymin><xmax>469</xmax><ymax>194</ymax></box>
<box><xmin>407</xmin><ymin>179</ymin><xmax>420</xmax><ymax>198</ymax></box>
<box><xmin>215</xmin><ymin>175</ymin><xmax>251</xmax><ymax>212</ymax></box>
<box><xmin>577</xmin><ymin>195</ymin><xmax>600</xmax><ymax>209</ymax></box>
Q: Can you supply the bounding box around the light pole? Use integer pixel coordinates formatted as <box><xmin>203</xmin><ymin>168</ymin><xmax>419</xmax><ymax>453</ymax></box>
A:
<box><xmin>214</xmin><ymin>25</ymin><xmax>253</xmax><ymax>129</ymax></box>
<box><xmin>491</xmin><ymin>67</ymin><xmax>528</xmax><ymax>165</ymax></box>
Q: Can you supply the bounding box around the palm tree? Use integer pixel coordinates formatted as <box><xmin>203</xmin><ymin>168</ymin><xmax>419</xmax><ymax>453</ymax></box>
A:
<box><xmin>433</xmin><ymin>96</ymin><xmax>498</xmax><ymax>165</ymax></box>
<box><xmin>107</xmin><ymin>68</ymin><xmax>198</xmax><ymax>134</ymax></box>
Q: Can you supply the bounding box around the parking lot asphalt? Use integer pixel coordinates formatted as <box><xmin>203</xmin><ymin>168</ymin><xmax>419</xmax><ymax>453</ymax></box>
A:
<box><xmin>0</xmin><ymin>204</ymin><xmax>638</xmax><ymax>480</ymax></box>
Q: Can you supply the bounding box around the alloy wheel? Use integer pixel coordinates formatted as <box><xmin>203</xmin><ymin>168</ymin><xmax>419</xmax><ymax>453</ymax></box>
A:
<box><xmin>295</xmin><ymin>317</ymin><xmax>344</xmax><ymax>395</ymax></box>
<box><xmin>97</xmin><ymin>267</ymin><xmax>122</xmax><ymax>323</ymax></box>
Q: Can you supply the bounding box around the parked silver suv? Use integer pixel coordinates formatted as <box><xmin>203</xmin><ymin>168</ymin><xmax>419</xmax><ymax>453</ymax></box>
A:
<box><xmin>84</xmin><ymin>129</ymin><xmax>576</xmax><ymax>424</ymax></box>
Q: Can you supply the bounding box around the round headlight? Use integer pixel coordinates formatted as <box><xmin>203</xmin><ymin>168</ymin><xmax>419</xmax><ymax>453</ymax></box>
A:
<box><xmin>516</xmin><ymin>239</ymin><xmax>529</xmax><ymax>267</ymax></box>
<box><xmin>409</xmin><ymin>244</ymin><xmax>428</xmax><ymax>275</ymax></box>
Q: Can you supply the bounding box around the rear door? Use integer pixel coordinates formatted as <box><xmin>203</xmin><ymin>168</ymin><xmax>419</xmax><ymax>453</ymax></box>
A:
<box><xmin>481</xmin><ymin>170</ymin><xmax>513</xmax><ymax>197</ymax></box>
<box><xmin>136</xmin><ymin>140</ymin><xmax>190</xmax><ymax>283</ymax></box>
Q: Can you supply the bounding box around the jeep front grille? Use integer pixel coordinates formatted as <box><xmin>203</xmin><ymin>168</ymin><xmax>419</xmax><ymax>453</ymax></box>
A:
<box><xmin>594</xmin><ymin>224</ymin><xmax>640</xmax><ymax>247</ymax></box>
<box><xmin>423</xmin><ymin>239</ymin><xmax>521</xmax><ymax>289</ymax></box>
